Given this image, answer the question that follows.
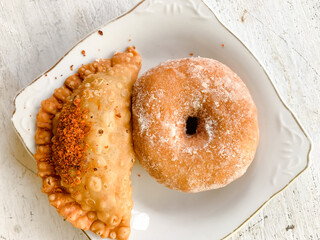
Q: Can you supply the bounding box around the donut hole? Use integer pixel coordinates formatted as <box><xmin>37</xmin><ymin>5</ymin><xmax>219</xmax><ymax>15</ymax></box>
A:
<box><xmin>184</xmin><ymin>111</ymin><xmax>214</xmax><ymax>148</ymax></box>
<box><xmin>186</xmin><ymin>116</ymin><xmax>198</xmax><ymax>135</ymax></box>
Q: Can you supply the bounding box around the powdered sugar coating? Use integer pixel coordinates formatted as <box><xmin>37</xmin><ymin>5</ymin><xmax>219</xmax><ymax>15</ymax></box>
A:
<box><xmin>132</xmin><ymin>57</ymin><xmax>259</xmax><ymax>193</ymax></box>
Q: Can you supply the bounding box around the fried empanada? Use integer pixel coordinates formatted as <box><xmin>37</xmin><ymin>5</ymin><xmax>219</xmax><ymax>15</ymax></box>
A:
<box><xmin>34</xmin><ymin>47</ymin><xmax>141</xmax><ymax>239</ymax></box>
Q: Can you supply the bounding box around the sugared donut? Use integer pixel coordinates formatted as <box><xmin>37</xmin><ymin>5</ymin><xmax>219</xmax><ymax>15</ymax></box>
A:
<box><xmin>132</xmin><ymin>57</ymin><xmax>259</xmax><ymax>193</ymax></box>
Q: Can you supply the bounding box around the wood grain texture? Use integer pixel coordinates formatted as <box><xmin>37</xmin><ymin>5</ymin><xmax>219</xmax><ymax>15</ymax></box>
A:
<box><xmin>0</xmin><ymin>0</ymin><xmax>319</xmax><ymax>239</ymax></box>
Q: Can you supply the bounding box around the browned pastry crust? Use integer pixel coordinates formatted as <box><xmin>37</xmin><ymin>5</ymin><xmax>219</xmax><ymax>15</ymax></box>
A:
<box><xmin>132</xmin><ymin>57</ymin><xmax>259</xmax><ymax>193</ymax></box>
<box><xmin>34</xmin><ymin>47</ymin><xmax>141</xmax><ymax>239</ymax></box>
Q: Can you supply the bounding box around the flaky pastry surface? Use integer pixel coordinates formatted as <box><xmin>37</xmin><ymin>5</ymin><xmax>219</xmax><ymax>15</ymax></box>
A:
<box><xmin>34</xmin><ymin>47</ymin><xmax>141</xmax><ymax>239</ymax></box>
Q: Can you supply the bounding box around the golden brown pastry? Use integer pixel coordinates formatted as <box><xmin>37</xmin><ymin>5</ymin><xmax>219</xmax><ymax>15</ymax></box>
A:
<box><xmin>132</xmin><ymin>57</ymin><xmax>259</xmax><ymax>193</ymax></box>
<box><xmin>34</xmin><ymin>47</ymin><xmax>141</xmax><ymax>239</ymax></box>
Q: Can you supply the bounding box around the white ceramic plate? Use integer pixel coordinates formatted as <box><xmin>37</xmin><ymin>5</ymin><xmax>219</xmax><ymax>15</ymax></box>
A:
<box><xmin>11</xmin><ymin>0</ymin><xmax>311</xmax><ymax>239</ymax></box>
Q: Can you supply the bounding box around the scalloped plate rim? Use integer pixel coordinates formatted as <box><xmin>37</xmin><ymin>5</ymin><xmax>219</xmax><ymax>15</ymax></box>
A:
<box><xmin>11</xmin><ymin>0</ymin><xmax>312</xmax><ymax>239</ymax></box>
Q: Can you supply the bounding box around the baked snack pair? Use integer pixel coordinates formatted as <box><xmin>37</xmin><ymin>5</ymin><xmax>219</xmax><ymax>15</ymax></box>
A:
<box><xmin>132</xmin><ymin>57</ymin><xmax>259</xmax><ymax>193</ymax></box>
<box><xmin>34</xmin><ymin>48</ymin><xmax>259</xmax><ymax>238</ymax></box>
<box><xmin>34</xmin><ymin>47</ymin><xmax>141</xmax><ymax>239</ymax></box>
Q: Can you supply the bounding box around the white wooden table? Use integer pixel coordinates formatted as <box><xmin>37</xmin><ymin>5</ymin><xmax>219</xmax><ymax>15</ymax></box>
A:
<box><xmin>1</xmin><ymin>0</ymin><xmax>319</xmax><ymax>239</ymax></box>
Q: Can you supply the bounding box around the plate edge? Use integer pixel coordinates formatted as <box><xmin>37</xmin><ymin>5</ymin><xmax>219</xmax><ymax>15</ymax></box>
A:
<box><xmin>10</xmin><ymin>0</ymin><xmax>147</xmax><ymax>151</ymax></box>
